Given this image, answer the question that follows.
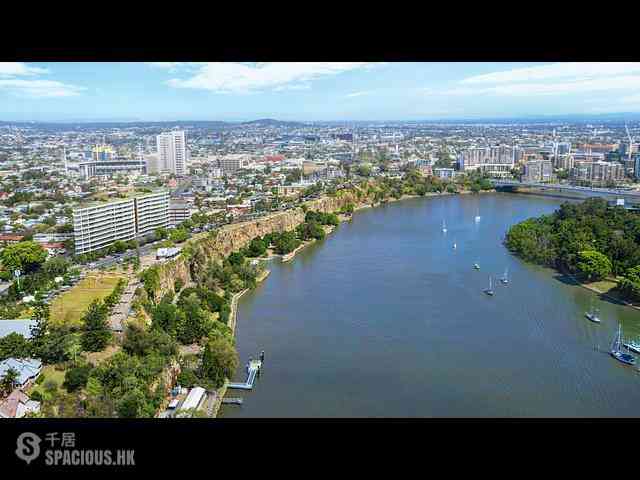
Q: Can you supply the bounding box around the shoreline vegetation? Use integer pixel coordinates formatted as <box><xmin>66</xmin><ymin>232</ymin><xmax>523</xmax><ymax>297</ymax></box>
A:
<box><xmin>210</xmin><ymin>268</ymin><xmax>270</xmax><ymax>418</ymax></box>
<box><xmin>505</xmin><ymin>197</ymin><xmax>640</xmax><ymax>312</ymax></box>
<box><xmin>0</xmin><ymin>171</ymin><xmax>498</xmax><ymax>418</ymax></box>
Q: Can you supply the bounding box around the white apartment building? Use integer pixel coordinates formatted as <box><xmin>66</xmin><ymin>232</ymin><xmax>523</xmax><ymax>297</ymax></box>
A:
<box><xmin>156</xmin><ymin>130</ymin><xmax>187</xmax><ymax>176</ymax></box>
<box><xmin>72</xmin><ymin>190</ymin><xmax>170</xmax><ymax>255</ymax></box>
<box><xmin>135</xmin><ymin>191</ymin><xmax>170</xmax><ymax>237</ymax></box>
<box><xmin>459</xmin><ymin>145</ymin><xmax>516</xmax><ymax>171</ymax></box>
<box><xmin>523</xmin><ymin>160</ymin><xmax>553</xmax><ymax>183</ymax></box>
<box><xmin>145</xmin><ymin>153</ymin><xmax>161</xmax><ymax>174</ymax></box>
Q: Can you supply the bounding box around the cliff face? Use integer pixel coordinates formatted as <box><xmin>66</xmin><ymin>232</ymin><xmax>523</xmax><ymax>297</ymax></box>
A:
<box><xmin>146</xmin><ymin>193</ymin><xmax>359</xmax><ymax>301</ymax></box>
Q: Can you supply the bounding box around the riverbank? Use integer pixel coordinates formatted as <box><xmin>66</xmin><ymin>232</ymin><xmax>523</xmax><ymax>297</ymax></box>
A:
<box><xmin>559</xmin><ymin>268</ymin><xmax>640</xmax><ymax>312</ymax></box>
<box><xmin>210</xmin><ymin>267</ymin><xmax>270</xmax><ymax>418</ymax></box>
<box><xmin>281</xmin><ymin>225</ymin><xmax>337</xmax><ymax>263</ymax></box>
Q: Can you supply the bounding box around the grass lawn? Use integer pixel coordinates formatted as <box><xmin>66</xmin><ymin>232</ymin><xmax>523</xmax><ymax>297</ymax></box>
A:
<box><xmin>584</xmin><ymin>277</ymin><xmax>619</xmax><ymax>294</ymax></box>
<box><xmin>27</xmin><ymin>365</ymin><xmax>66</xmax><ymax>398</ymax></box>
<box><xmin>49</xmin><ymin>273</ymin><xmax>126</xmax><ymax>327</ymax></box>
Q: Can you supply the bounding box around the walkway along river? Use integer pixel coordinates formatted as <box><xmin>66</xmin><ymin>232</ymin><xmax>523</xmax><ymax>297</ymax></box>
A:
<box><xmin>220</xmin><ymin>192</ymin><xmax>640</xmax><ymax>417</ymax></box>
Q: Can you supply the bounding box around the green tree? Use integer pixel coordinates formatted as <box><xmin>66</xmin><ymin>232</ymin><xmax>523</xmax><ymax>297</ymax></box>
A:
<box><xmin>620</xmin><ymin>265</ymin><xmax>640</xmax><ymax>300</ymax></box>
<box><xmin>0</xmin><ymin>241</ymin><xmax>48</xmax><ymax>273</ymax></box>
<box><xmin>42</xmin><ymin>257</ymin><xmax>69</xmax><ymax>278</ymax></box>
<box><xmin>0</xmin><ymin>333</ymin><xmax>31</xmax><ymax>361</ymax></box>
<box><xmin>63</xmin><ymin>364</ymin><xmax>93</xmax><ymax>392</ymax></box>
<box><xmin>116</xmin><ymin>388</ymin><xmax>147</xmax><ymax>418</ymax></box>
<box><xmin>80</xmin><ymin>299</ymin><xmax>112</xmax><ymax>352</ymax></box>
<box><xmin>0</xmin><ymin>367</ymin><xmax>19</xmax><ymax>396</ymax></box>
<box><xmin>199</xmin><ymin>337</ymin><xmax>238</xmax><ymax>389</ymax></box>
<box><xmin>577</xmin><ymin>250</ymin><xmax>612</xmax><ymax>281</ymax></box>
<box><xmin>155</xmin><ymin>227</ymin><xmax>168</xmax><ymax>240</ymax></box>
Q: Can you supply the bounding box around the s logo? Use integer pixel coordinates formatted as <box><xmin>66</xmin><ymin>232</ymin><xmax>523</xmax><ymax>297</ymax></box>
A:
<box><xmin>15</xmin><ymin>432</ymin><xmax>41</xmax><ymax>465</ymax></box>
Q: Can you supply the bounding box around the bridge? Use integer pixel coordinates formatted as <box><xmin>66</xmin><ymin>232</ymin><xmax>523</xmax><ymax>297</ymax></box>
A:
<box><xmin>491</xmin><ymin>180</ymin><xmax>640</xmax><ymax>206</ymax></box>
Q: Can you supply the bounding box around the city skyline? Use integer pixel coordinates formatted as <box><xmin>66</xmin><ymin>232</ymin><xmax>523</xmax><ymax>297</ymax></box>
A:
<box><xmin>4</xmin><ymin>62</ymin><xmax>640</xmax><ymax>122</ymax></box>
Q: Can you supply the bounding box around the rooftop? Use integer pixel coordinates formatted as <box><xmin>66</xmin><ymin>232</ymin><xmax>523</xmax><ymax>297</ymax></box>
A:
<box><xmin>75</xmin><ymin>189</ymin><xmax>169</xmax><ymax>210</ymax></box>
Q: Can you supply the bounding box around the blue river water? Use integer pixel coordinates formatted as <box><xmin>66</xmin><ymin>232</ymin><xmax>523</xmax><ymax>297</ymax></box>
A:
<box><xmin>220</xmin><ymin>193</ymin><xmax>640</xmax><ymax>417</ymax></box>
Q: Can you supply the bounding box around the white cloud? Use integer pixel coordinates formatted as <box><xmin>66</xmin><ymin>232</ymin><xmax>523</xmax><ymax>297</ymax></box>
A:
<box><xmin>0</xmin><ymin>62</ymin><xmax>84</xmax><ymax>98</ymax></box>
<box><xmin>0</xmin><ymin>62</ymin><xmax>49</xmax><ymax>78</ymax></box>
<box><xmin>164</xmin><ymin>62</ymin><xmax>383</xmax><ymax>94</ymax></box>
<box><xmin>440</xmin><ymin>74</ymin><xmax>640</xmax><ymax>97</ymax></box>
<box><xmin>274</xmin><ymin>83</ymin><xmax>311</xmax><ymax>92</ymax></box>
<box><xmin>0</xmin><ymin>79</ymin><xmax>85</xmax><ymax>98</ymax></box>
<box><xmin>461</xmin><ymin>62</ymin><xmax>640</xmax><ymax>84</ymax></box>
<box><xmin>346</xmin><ymin>90</ymin><xmax>374</xmax><ymax>98</ymax></box>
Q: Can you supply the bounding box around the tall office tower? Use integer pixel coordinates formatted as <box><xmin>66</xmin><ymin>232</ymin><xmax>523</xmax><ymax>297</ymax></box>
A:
<box><xmin>156</xmin><ymin>130</ymin><xmax>187</xmax><ymax>175</ymax></box>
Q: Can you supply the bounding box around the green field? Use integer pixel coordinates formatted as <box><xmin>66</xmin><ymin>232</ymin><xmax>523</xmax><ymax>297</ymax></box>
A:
<box><xmin>50</xmin><ymin>273</ymin><xmax>125</xmax><ymax>327</ymax></box>
<box><xmin>27</xmin><ymin>365</ymin><xmax>66</xmax><ymax>398</ymax></box>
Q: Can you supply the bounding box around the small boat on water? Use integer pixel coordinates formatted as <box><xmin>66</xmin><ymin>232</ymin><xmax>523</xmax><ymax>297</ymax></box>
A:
<box><xmin>473</xmin><ymin>263</ymin><xmax>480</xmax><ymax>270</ymax></box>
<box><xmin>623</xmin><ymin>339</ymin><xmax>640</xmax><ymax>354</ymax></box>
<box><xmin>484</xmin><ymin>276</ymin><xmax>494</xmax><ymax>296</ymax></box>
<box><xmin>584</xmin><ymin>299</ymin><xmax>601</xmax><ymax>324</ymax></box>
<box><xmin>442</xmin><ymin>219</ymin><xmax>447</xmax><ymax>233</ymax></box>
<box><xmin>500</xmin><ymin>268</ymin><xmax>509</xmax><ymax>285</ymax></box>
<box><xmin>474</xmin><ymin>209</ymin><xmax>481</xmax><ymax>223</ymax></box>
<box><xmin>453</xmin><ymin>242</ymin><xmax>457</xmax><ymax>249</ymax></box>
<box><xmin>611</xmin><ymin>324</ymin><xmax>636</xmax><ymax>366</ymax></box>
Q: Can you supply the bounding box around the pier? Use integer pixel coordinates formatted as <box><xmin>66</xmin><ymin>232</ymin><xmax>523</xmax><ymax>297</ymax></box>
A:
<box><xmin>227</xmin><ymin>359</ymin><xmax>262</xmax><ymax>390</ymax></box>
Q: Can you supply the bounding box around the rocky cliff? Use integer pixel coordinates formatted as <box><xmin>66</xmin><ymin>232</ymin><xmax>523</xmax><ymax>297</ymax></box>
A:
<box><xmin>143</xmin><ymin>193</ymin><xmax>359</xmax><ymax>302</ymax></box>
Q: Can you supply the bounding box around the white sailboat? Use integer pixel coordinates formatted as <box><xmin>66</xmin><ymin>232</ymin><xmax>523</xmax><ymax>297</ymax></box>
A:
<box><xmin>453</xmin><ymin>241</ymin><xmax>457</xmax><ymax>249</ymax></box>
<box><xmin>474</xmin><ymin>208</ymin><xmax>481</xmax><ymax>223</ymax></box>
<box><xmin>442</xmin><ymin>219</ymin><xmax>447</xmax><ymax>233</ymax></box>
<box><xmin>484</xmin><ymin>276</ymin><xmax>494</xmax><ymax>296</ymax></box>
<box><xmin>611</xmin><ymin>324</ymin><xmax>636</xmax><ymax>365</ymax></box>
<box><xmin>500</xmin><ymin>267</ymin><xmax>509</xmax><ymax>285</ymax></box>
<box><xmin>584</xmin><ymin>298</ymin><xmax>600</xmax><ymax>323</ymax></box>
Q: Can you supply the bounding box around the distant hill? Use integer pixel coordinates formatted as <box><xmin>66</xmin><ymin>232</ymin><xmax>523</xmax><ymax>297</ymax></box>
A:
<box><xmin>239</xmin><ymin>118</ymin><xmax>306</xmax><ymax>127</ymax></box>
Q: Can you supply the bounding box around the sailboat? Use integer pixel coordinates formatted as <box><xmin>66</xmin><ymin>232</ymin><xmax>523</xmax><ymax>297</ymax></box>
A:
<box><xmin>484</xmin><ymin>276</ymin><xmax>494</xmax><ymax>296</ymax></box>
<box><xmin>442</xmin><ymin>219</ymin><xmax>447</xmax><ymax>233</ymax></box>
<box><xmin>453</xmin><ymin>241</ymin><xmax>457</xmax><ymax>249</ymax></box>
<box><xmin>500</xmin><ymin>267</ymin><xmax>509</xmax><ymax>285</ymax></box>
<box><xmin>623</xmin><ymin>338</ymin><xmax>640</xmax><ymax>354</ymax></box>
<box><xmin>474</xmin><ymin>208</ymin><xmax>481</xmax><ymax>223</ymax></box>
<box><xmin>473</xmin><ymin>262</ymin><xmax>480</xmax><ymax>270</ymax></box>
<box><xmin>584</xmin><ymin>298</ymin><xmax>601</xmax><ymax>323</ymax></box>
<box><xmin>610</xmin><ymin>324</ymin><xmax>636</xmax><ymax>366</ymax></box>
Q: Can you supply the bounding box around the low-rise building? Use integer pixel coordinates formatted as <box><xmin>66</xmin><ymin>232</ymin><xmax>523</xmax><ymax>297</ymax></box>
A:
<box><xmin>168</xmin><ymin>201</ymin><xmax>197</xmax><ymax>227</ymax></box>
<box><xmin>433</xmin><ymin>168</ymin><xmax>456</xmax><ymax>179</ymax></box>
<box><xmin>0</xmin><ymin>389</ymin><xmax>40</xmax><ymax>418</ymax></box>
<box><xmin>0</xmin><ymin>358</ymin><xmax>42</xmax><ymax>390</ymax></box>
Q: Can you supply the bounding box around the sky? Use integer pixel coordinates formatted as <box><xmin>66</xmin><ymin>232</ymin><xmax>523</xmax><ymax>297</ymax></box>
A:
<box><xmin>2</xmin><ymin>62</ymin><xmax>640</xmax><ymax>122</ymax></box>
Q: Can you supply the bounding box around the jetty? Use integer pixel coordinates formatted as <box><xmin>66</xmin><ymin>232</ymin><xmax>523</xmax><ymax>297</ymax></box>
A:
<box><xmin>227</xmin><ymin>359</ymin><xmax>262</xmax><ymax>390</ymax></box>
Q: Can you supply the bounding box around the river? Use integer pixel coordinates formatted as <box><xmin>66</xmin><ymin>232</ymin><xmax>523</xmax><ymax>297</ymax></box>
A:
<box><xmin>220</xmin><ymin>193</ymin><xmax>640</xmax><ymax>417</ymax></box>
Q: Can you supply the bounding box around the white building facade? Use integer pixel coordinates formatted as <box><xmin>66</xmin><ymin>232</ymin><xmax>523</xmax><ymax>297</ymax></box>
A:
<box><xmin>73</xmin><ymin>191</ymin><xmax>170</xmax><ymax>254</ymax></box>
<box><xmin>156</xmin><ymin>130</ymin><xmax>187</xmax><ymax>176</ymax></box>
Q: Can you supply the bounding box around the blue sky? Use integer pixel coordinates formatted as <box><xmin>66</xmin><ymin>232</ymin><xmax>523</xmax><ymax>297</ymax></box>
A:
<box><xmin>2</xmin><ymin>62</ymin><xmax>640</xmax><ymax>122</ymax></box>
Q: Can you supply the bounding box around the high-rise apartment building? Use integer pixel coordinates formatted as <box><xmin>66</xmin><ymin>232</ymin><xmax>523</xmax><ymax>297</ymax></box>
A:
<box><xmin>156</xmin><ymin>130</ymin><xmax>187</xmax><ymax>175</ymax></box>
<box><xmin>570</xmin><ymin>161</ymin><xmax>625</xmax><ymax>186</ymax></box>
<box><xmin>523</xmin><ymin>160</ymin><xmax>553</xmax><ymax>183</ymax></box>
<box><xmin>459</xmin><ymin>145</ymin><xmax>516</xmax><ymax>172</ymax></box>
<box><xmin>72</xmin><ymin>190</ymin><xmax>170</xmax><ymax>254</ymax></box>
